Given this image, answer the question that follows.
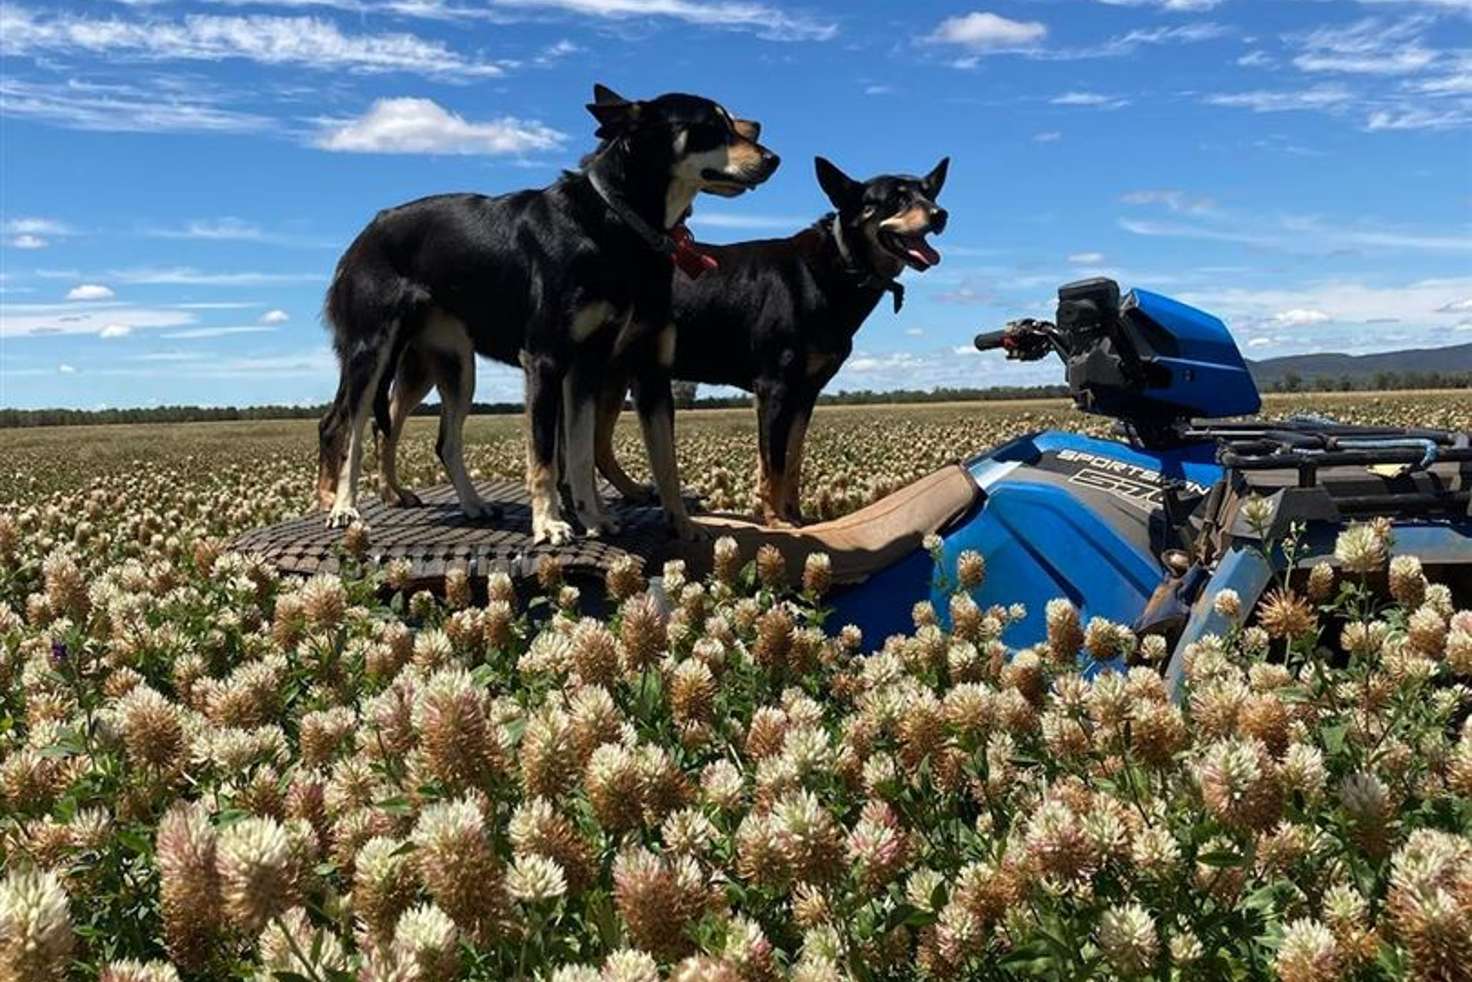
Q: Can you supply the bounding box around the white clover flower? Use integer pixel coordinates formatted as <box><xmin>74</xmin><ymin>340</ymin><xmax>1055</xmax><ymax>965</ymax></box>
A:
<box><xmin>505</xmin><ymin>854</ymin><xmax>567</xmax><ymax>903</ymax></box>
<box><xmin>0</xmin><ymin>867</ymin><xmax>74</xmax><ymax>981</ymax></box>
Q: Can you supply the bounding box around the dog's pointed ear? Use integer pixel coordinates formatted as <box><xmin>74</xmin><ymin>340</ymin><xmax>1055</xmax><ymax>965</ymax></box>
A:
<box><xmin>815</xmin><ymin>156</ymin><xmax>861</xmax><ymax>210</ymax></box>
<box><xmin>587</xmin><ymin>84</ymin><xmax>640</xmax><ymax>138</ymax></box>
<box><xmin>922</xmin><ymin>157</ymin><xmax>950</xmax><ymax>198</ymax></box>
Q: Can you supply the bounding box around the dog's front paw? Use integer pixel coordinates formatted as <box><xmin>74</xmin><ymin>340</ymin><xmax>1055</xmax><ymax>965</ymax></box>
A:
<box><xmin>326</xmin><ymin>505</ymin><xmax>361</xmax><ymax>530</ymax></box>
<box><xmin>383</xmin><ymin>488</ymin><xmax>424</xmax><ymax>508</ymax></box>
<box><xmin>584</xmin><ymin>515</ymin><xmax>622</xmax><ymax>538</ymax></box>
<box><xmin>461</xmin><ymin>499</ymin><xmax>500</xmax><ymax>522</ymax></box>
<box><xmin>533</xmin><ymin>518</ymin><xmax>575</xmax><ymax>546</ymax></box>
<box><xmin>574</xmin><ymin>499</ymin><xmax>621</xmax><ymax>539</ymax></box>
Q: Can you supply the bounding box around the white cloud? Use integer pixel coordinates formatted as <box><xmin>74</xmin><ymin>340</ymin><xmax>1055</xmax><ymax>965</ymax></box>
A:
<box><xmin>926</xmin><ymin>11</ymin><xmax>1047</xmax><ymax>51</ymax></box>
<box><xmin>1179</xmin><ymin>276</ymin><xmax>1472</xmax><ymax>350</ymax></box>
<box><xmin>133</xmin><ymin>351</ymin><xmax>207</xmax><ymax>362</ymax></box>
<box><xmin>1033</xmin><ymin>130</ymin><xmax>1062</xmax><ymax>142</ymax></box>
<box><xmin>487</xmin><ymin>0</ymin><xmax>836</xmax><ymax>41</ymax></box>
<box><xmin>0</xmin><ymin>77</ymin><xmax>270</xmax><ymax>134</ymax></box>
<box><xmin>1068</xmin><ymin>252</ymin><xmax>1105</xmax><ymax>264</ymax></box>
<box><xmin>146</xmin><ymin>218</ymin><xmax>263</xmax><ymax>241</ymax></box>
<box><xmin>1365</xmin><ymin>107</ymin><xmax>1470</xmax><ymax>131</ymax></box>
<box><xmin>1273</xmin><ymin>308</ymin><xmax>1332</xmax><ymax>326</ymax></box>
<box><xmin>0</xmin><ymin>6</ymin><xmax>508</xmax><ymax>78</ymax></box>
<box><xmin>905</xmin><ymin>327</ymin><xmax>924</xmax><ymax>337</ymax></box>
<box><xmin>1247</xmin><ymin>337</ymin><xmax>1277</xmax><ymax>348</ymax></box>
<box><xmin>1120</xmin><ymin>210</ymin><xmax>1472</xmax><ymax>253</ymax></box>
<box><xmin>533</xmin><ymin>38</ymin><xmax>579</xmax><ymax>64</ymax></box>
<box><xmin>161</xmin><ymin>325</ymin><xmax>279</xmax><ymax>338</ymax></box>
<box><xmin>9</xmin><ymin>234</ymin><xmax>48</xmax><ymax>249</ymax></box>
<box><xmin>1291</xmin><ymin>17</ymin><xmax>1438</xmax><ymax>77</ymax></box>
<box><xmin>1357</xmin><ymin>0</ymin><xmax>1472</xmax><ymax>8</ymax></box>
<box><xmin>1237</xmin><ymin>50</ymin><xmax>1273</xmax><ymax>68</ymax></box>
<box><xmin>689</xmin><ymin>212</ymin><xmax>805</xmax><ymax>231</ymax></box>
<box><xmin>313</xmin><ymin>98</ymin><xmax>566</xmax><ymax>155</ymax></box>
<box><xmin>864</xmin><ymin>84</ymin><xmax>893</xmax><ymax>96</ymax></box>
<box><xmin>66</xmin><ymin>283</ymin><xmax>115</xmax><ymax>301</ymax></box>
<box><xmin>4</xmin><ymin>217</ymin><xmax>70</xmax><ymax>236</ymax></box>
<box><xmin>1096</xmin><ymin>0</ymin><xmax>1221</xmax><ymax>9</ymax></box>
<box><xmin>108</xmin><ymin>267</ymin><xmax>323</xmax><ymax>285</ymax></box>
<box><xmin>1436</xmin><ymin>298</ymin><xmax>1472</xmax><ymax>313</ymax></box>
<box><xmin>931</xmin><ymin>16</ymin><xmax>1227</xmax><ymax>65</ymax></box>
<box><xmin>1205</xmin><ymin>84</ymin><xmax>1354</xmax><ymax>113</ymax></box>
<box><xmin>259</xmin><ymin>308</ymin><xmax>290</xmax><ymax>325</ymax></box>
<box><xmin>99</xmin><ymin>323</ymin><xmax>132</xmax><ymax>339</ymax></box>
<box><xmin>1414</xmin><ymin>71</ymin><xmax>1472</xmax><ymax>96</ymax></box>
<box><xmin>1120</xmin><ymin>189</ymin><xmax>1216</xmax><ymax>215</ymax></box>
<box><xmin>1051</xmin><ymin>91</ymin><xmax>1130</xmax><ymax>109</ymax></box>
<box><xmin>1</xmin><ymin>301</ymin><xmax>195</xmax><ymax>338</ymax></box>
<box><xmin>58</xmin><ymin>363</ymin><xmax>75</xmax><ymax>374</ymax></box>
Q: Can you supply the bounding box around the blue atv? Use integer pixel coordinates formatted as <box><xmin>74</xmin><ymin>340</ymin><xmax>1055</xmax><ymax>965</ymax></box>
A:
<box><xmin>244</xmin><ymin>274</ymin><xmax>1470</xmax><ymax>689</ymax></box>
<box><xmin>803</xmin><ymin>277</ymin><xmax>1472</xmax><ymax>692</ymax></box>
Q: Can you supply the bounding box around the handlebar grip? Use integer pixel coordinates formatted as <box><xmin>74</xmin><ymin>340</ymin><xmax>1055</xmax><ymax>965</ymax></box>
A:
<box><xmin>974</xmin><ymin>329</ymin><xmax>1010</xmax><ymax>352</ymax></box>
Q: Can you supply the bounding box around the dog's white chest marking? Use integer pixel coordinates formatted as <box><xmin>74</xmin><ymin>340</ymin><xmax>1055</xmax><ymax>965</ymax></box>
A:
<box><xmin>570</xmin><ymin>301</ymin><xmax>617</xmax><ymax>342</ymax></box>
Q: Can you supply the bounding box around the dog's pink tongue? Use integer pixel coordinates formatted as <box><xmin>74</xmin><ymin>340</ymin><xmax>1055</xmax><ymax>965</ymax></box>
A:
<box><xmin>907</xmin><ymin>237</ymin><xmax>941</xmax><ymax>268</ymax></box>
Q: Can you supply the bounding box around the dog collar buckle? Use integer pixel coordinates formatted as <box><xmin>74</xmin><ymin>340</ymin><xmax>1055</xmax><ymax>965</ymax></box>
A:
<box><xmin>671</xmin><ymin>223</ymin><xmax>719</xmax><ymax>279</ymax></box>
<box><xmin>587</xmin><ymin>171</ymin><xmax>718</xmax><ymax>279</ymax></box>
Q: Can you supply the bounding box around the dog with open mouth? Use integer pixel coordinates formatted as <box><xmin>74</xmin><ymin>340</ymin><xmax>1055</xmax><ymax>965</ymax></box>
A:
<box><xmin>317</xmin><ymin>84</ymin><xmax>779</xmax><ymax>544</ymax></box>
<box><xmin>595</xmin><ymin>155</ymin><xmax>948</xmax><ymax>526</ymax></box>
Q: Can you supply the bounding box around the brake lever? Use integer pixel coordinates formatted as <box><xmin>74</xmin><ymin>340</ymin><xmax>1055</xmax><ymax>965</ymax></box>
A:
<box><xmin>1002</xmin><ymin>319</ymin><xmax>1056</xmax><ymax>362</ymax></box>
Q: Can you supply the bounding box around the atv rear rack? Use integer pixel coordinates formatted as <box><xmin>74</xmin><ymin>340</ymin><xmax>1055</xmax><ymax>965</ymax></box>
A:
<box><xmin>1181</xmin><ymin>419</ymin><xmax>1472</xmax><ymax>543</ymax></box>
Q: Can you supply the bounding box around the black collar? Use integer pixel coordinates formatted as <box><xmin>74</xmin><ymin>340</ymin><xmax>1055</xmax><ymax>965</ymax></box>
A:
<box><xmin>586</xmin><ymin>168</ymin><xmax>677</xmax><ymax>257</ymax></box>
<box><xmin>831</xmin><ymin>216</ymin><xmax>904</xmax><ymax>313</ymax></box>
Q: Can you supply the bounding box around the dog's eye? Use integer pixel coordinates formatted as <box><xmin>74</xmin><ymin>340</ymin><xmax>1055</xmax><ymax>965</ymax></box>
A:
<box><xmin>684</xmin><ymin>123</ymin><xmax>727</xmax><ymax>149</ymax></box>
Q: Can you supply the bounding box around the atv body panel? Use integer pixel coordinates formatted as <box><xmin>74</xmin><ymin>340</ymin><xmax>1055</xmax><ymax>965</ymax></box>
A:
<box><xmin>1124</xmin><ymin>288</ymin><xmax>1261</xmax><ymax>420</ymax></box>
<box><xmin>828</xmin><ymin>431</ymin><xmax>1224</xmax><ymax>646</ymax></box>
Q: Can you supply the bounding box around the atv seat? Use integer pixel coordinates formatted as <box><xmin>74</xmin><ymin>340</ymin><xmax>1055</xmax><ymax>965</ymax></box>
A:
<box><xmin>671</xmin><ymin>463</ymin><xmax>980</xmax><ymax>586</ymax></box>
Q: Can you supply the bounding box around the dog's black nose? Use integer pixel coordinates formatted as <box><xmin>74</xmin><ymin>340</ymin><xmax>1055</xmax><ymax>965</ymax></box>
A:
<box><xmin>931</xmin><ymin>207</ymin><xmax>948</xmax><ymax>233</ymax></box>
<box><xmin>762</xmin><ymin>150</ymin><xmax>781</xmax><ymax>174</ymax></box>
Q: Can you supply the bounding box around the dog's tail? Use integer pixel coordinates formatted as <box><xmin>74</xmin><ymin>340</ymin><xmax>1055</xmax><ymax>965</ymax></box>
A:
<box><xmin>371</xmin><ymin>327</ymin><xmax>413</xmax><ymax>442</ymax></box>
<box><xmin>317</xmin><ymin>228</ymin><xmax>430</xmax><ymax>510</ymax></box>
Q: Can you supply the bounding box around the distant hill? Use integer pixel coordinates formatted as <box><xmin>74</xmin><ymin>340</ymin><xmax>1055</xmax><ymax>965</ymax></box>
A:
<box><xmin>1250</xmin><ymin>342</ymin><xmax>1472</xmax><ymax>388</ymax></box>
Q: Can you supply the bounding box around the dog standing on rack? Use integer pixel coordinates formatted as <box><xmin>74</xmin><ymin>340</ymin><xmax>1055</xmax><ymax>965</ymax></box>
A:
<box><xmin>595</xmin><ymin>155</ymin><xmax>948</xmax><ymax>525</ymax></box>
<box><xmin>317</xmin><ymin>85</ymin><xmax>779</xmax><ymax>544</ymax></box>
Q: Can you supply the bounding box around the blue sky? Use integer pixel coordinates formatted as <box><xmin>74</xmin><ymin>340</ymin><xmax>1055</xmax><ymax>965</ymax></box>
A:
<box><xmin>1</xmin><ymin>0</ymin><xmax>1469</xmax><ymax>409</ymax></box>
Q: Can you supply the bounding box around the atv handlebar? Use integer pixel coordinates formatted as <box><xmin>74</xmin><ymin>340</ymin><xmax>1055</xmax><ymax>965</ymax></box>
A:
<box><xmin>974</xmin><ymin>318</ymin><xmax>1060</xmax><ymax>362</ymax></box>
<box><xmin>973</xmin><ymin>329</ymin><xmax>1011</xmax><ymax>352</ymax></box>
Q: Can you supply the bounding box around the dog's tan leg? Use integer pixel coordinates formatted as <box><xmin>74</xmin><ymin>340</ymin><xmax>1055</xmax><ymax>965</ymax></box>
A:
<box><xmin>595</xmin><ymin>373</ymin><xmax>654</xmax><ymax>503</ymax></box>
<box><xmin>326</xmin><ymin>340</ymin><xmax>395</xmax><ymax>529</ymax></box>
<box><xmin>378</xmin><ymin>345</ymin><xmax>434</xmax><ymax>508</ymax></box>
<box><xmin>563</xmin><ymin>362</ymin><xmax>619</xmax><ymax>537</ymax></box>
<box><xmin>317</xmin><ymin>379</ymin><xmax>350</xmax><ymax>511</ymax></box>
<box><xmin>753</xmin><ymin>388</ymin><xmax>795</xmax><ymax>528</ymax></box>
<box><xmin>781</xmin><ymin>411</ymin><xmax>810</xmax><ymax>524</ymax></box>
<box><xmin>633</xmin><ymin>351</ymin><xmax>702</xmax><ymax>542</ymax></box>
<box><xmin>760</xmin><ymin>462</ymin><xmax>789</xmax><ymax>527</ymax></box>
<box><xmin>523</xmin><ymin>351</ymin><xmax>572</xmax><ymax>546</ymax></box>
<box><xmin>421</xmin><ymin>311</ymin><xmax>494</xmax><ymax>521</ymax></box>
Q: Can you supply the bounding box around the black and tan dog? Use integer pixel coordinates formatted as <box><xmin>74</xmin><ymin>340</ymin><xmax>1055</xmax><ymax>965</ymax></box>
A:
<box><xmin>595</xmin><ymin>155</ymin><xmax>948</xmax><ymax>525</ymax></box>
<box><xmin>317</xmin><ymin>84</ymin><xmax>779</xmax><ymax>544</ymax></box>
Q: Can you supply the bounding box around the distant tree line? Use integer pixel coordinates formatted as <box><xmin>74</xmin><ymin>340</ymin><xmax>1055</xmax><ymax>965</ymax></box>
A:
<box><xmin>2</xmin><ymin>373</ymin><xmax>1466</xmax><ymax>428</ymax></box>
<box><xmin>1265</xmin><ymin>370</ymin><xmax>1472</xmax><ymax>393</ymax></box>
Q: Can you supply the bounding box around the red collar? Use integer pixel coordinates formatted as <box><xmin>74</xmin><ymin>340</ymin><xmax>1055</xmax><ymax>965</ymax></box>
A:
<box><xmin>671</xmin><ymin>223</ymin><xmax>719</xmax><ymax>279</ymax></box>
